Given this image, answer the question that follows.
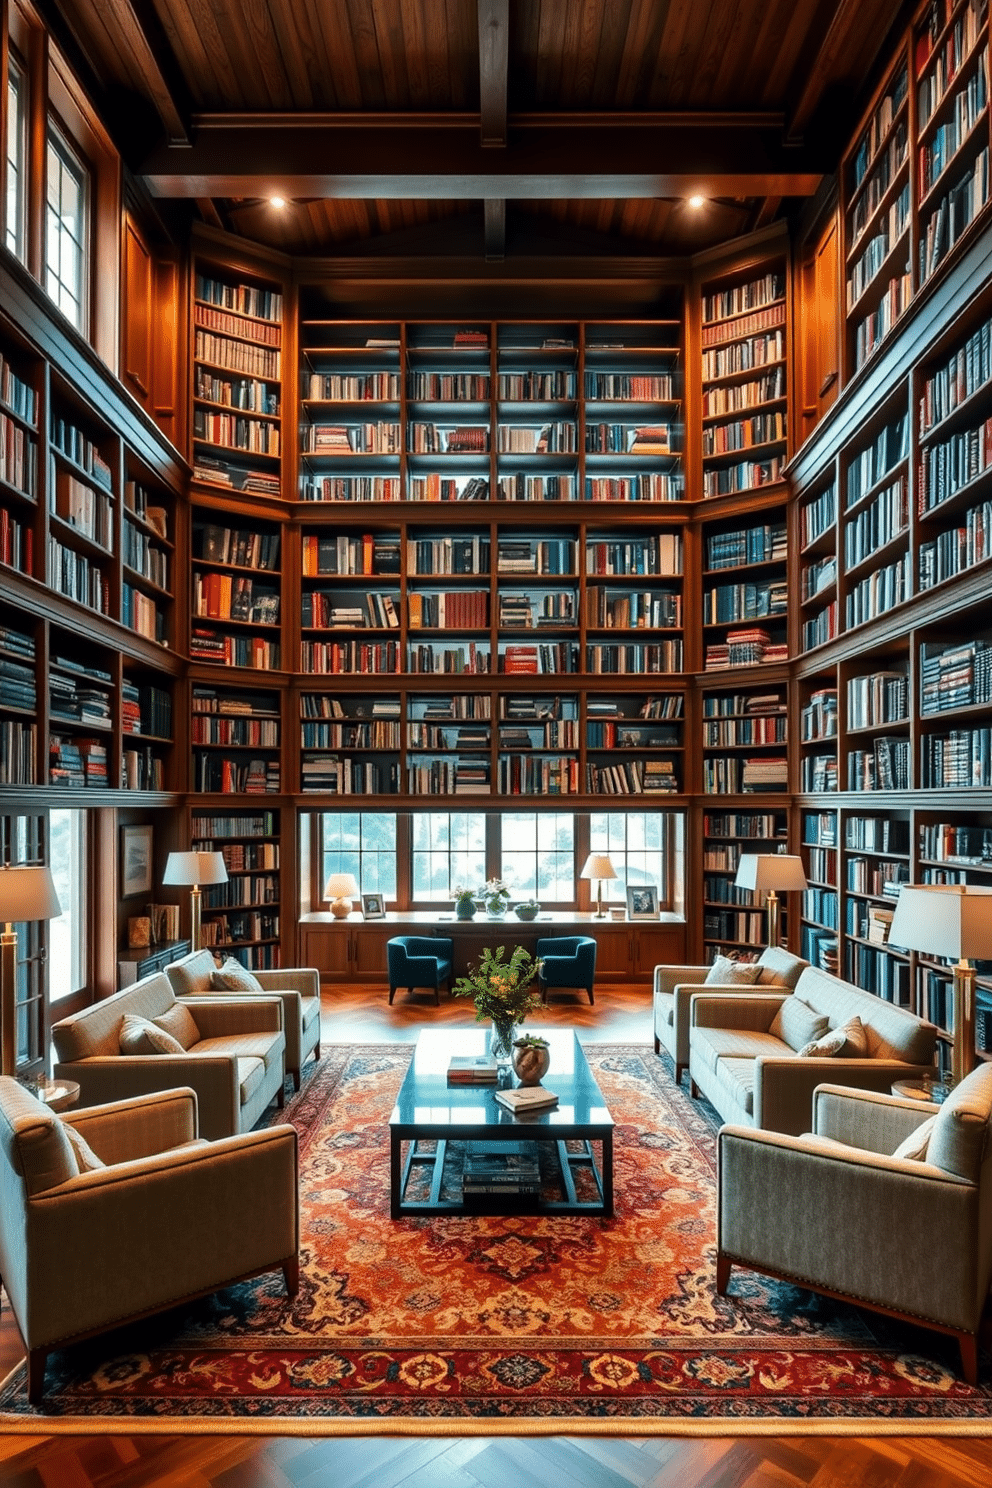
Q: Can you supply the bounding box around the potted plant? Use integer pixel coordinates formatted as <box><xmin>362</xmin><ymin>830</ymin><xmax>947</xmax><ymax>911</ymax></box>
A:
<box><xmin>512</xmin><ymin>1033</ymin><xmax>551</xmax><ymax>1085</ymax></box>
<box><xmin>452</xmin><ymin>944</ymin><xmax>543</xmax><ymax>1062</ymax></box>
<box><xmin>514</xmin><ymin>896</ymin><xmax>540</xmax><ymax>921</ymax></box>
<box><xmin>479</xmin><ymin>877</ymin><xmax>511</xmax><ymax>920</ymax></box>
<box><xmin>453</xmin><ymin>885</ymin><xmax>478</xmax><ymax>921</ymax></box>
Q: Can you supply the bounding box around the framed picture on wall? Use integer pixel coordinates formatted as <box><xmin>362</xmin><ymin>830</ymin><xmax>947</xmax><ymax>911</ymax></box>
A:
<box><xmin>626</xmin><ymin>885</ymin><xmax>659</xmax><ymax>920</ymax></box>
<box><xmin>362</xmin><ymin>893</ymin><xmax>385</xmax><ymax>920</ymax></box>
<box><xmin>121</xmin><ymin>825</ymin><xmax>154</xmax><ymax>897</ymax></box>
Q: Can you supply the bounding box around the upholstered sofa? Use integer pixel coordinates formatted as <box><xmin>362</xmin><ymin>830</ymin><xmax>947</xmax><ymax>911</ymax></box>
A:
<box><xmin>718</xmin><ymin>1066</ymin><xmax>992</xmax><ymax>1383</ymax></box>
<box><xmin>166</xmin><ymin>949</ymin><xmax>321</xmax><ymax>1091</ymax></box>
<box><xmin>0</xmin><ymin>1078</ymin><xmax>298</xmax><ymax>1403</ymax></box>
<box><xmin>689</xmin><ymin>963</ymin><xmax>938</xmax><ymax>1136</ymax></box>
<box><xmin>653</xmin><ymin>945</ymin><xmax>808</xmax><ymax>1085</ymax></box>
<box><xmin>52</xmin><ymin>972</ymin><xmax>286</xmax><ymax>1139</ymax></box>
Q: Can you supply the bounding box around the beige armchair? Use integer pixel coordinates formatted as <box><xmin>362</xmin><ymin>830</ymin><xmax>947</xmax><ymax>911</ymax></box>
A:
<box><xmin>0</xmin><ymin>1078</ymin><xmax>298</xmax><ymax>1403</ymax></box>
<box><xmin>717</xmin><ymin>1064</ymin><xmax>992</xmax><ymax>1383</ymax></box>
<box><xmin>166</xmin><ymin>949</ymin><xmax>321</xmax><ymax>1091</ymax></box>
<box><xmin>653</xmin><ymin>945</ymin><xmax>807</xmax><ymax>1085</ymax></box>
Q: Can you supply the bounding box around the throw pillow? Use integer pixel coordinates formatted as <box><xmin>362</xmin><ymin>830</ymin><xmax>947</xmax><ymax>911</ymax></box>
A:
<box><xmin>704</xmin><ymin>954</ymin><xmax>762</xmax><ymax>986</ymax></box>
<box><xmin>153</xmin><ymin>1001</ymin><xmax>200</xmax><ymax>1050</ymax></box>
<box><xmin>62</xmin><ymin>1121</ymin><xmax>106</xmax><ymax>1173</ymax></box>
<box><xmin>797</xmin><ymin>1015</ymin><xmax>870</xmax><ymax>1059</ymax></box>
<box><xmin>835</xmin><ymin>1014</ymin><xmax>869</xmax><ymax>1057</ymax></box>
<box><xmin>769</xmin><ymin>997</ymin><xmax>830</xmax><ymax>1053</ymax></box>
<box><xmin>211</xmin><ymin>957</ymin><xmax>264</xmax><ymax>994</ymax></box>
<box><xmin>119</xmin><ymin>1013</ymin><xmax>185</xmax><ymax>1056</ymax></box>
<box><xmin>892</xmin><ymin>1114</ymin><xmax>937</xmax><ymax>1163</ymax></box>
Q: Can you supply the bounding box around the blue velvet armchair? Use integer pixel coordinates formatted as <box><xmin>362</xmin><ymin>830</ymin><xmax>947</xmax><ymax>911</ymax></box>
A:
<box><xmin>386</xmin><ymin>936</ymin><xmax>454</xmax><ymax>1005</ymax></box>
<box><xmin>536</xmin><ymin>935</ymin><xmax>597</xmax><ymax>1005</ymax></box>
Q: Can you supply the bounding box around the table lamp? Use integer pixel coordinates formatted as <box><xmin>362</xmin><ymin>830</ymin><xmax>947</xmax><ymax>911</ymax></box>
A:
<box><xmin>163</xmin><ymin>850</ymin><xmax>228</xmax><ymax>953</ymax></box>
<box><xmin>889</xmin><ymin>884</ymin><xmax>992</xmax><ymax>1088</ymax></box>
<box><xmin>734</xmin><ymin>853</ymin><xmax>807</xmax><ymax>949</ymax></box>
<box><xmin>580</xmin><ymin>853</ymin><xmax>617</xmax><ymax>919</ymax></box>
<box><xmin>0</xmin><ymin>865</ymin><xmax>61</xmax><ymax>1076</ymax></box>
<box><xmin>325</xmin><ymin>872</ymin><xmax>360</xmax><ymax>919</ymax></box>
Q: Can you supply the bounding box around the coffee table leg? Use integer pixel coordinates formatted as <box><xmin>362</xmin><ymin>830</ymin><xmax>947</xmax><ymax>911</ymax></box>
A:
<box><xmin>390</xmin><ymin>1132</ymin><xmax>402</xmax><ymax>1219</ymax></box>
<box><xmin>602</xmin><ymin>1132</ymin><xmax>614</xmax><ymax>1217</ymax></box>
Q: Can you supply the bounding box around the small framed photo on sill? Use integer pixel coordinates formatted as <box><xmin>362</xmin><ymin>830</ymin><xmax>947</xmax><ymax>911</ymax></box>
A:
<box><xmin>626</xmin><ymin>885</ymin><xmax>659</xmax><ymax>920</ymax></box>
<box><xmin>361</xmin><ymin>893</ymin><xmax>385</xmax><ymax>920</ymax></box>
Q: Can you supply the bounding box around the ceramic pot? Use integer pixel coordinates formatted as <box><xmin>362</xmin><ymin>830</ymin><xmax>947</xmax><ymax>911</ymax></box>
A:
<box><xmin>455</xmin><ymin>901</ymin><xmax>476</xmax><ymax>921</ymax></box>
<box><xmin>515</xmin><ymin>905</ymin><xmax>539</xmax><ymax>921</ymax></box>
<box><xmin>512</xmin><ymin>1040</ymin><xmax>551</xmax><ymax>1086</ymax></box>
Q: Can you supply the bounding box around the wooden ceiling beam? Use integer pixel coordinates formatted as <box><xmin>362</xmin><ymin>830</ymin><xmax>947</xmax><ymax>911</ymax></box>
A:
<box><xmin>786</xmin><ymin>0</ymin><xmax>900</xmax><ymax>141</ymax></box>
<box><xmin>484</xmin><ymin>198</ymin><xmax>505</xmax><ymax>259</ymax></box>
<box><xmin>478</xmin><ymin>0</ymin><xmax>508</xmax><ymax>147</ymax></box>
<box><xmin>141</xmin><ymin>113</ymin><xmax>825</xmax><ymax>198</ymax></box>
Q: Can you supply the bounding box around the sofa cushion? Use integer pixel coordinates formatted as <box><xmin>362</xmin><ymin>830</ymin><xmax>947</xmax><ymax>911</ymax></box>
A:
<box><xmin>153</xmin><ymin>1001</ymin><xmax>200</xmax><ymax>1050</ymax></box>
<box><xmin>792</xmin><ymin>965</ymin><xmax>936</xmax><ymax>1066</ymax></box>
<box><xmin>799</xmin><ymin>1015</ymin><xmax>869</xmax><ymax>1059</ymax></box>
<box><xmin>301</xmin><ymin>995</ymin><xmax>321</xmax><ymax>1031</ymax></box>
<box><xmin>165</xmin><ymin>948</ymin><xmax>220</xmax><ymax>997</ymax></box>
<box><xmin>52</xmin><ymin>973</ymin><xmax>177</xmax><ymax>1063</ymax></box>
<box><xmin>211</xmin><ymin>957</ymin><xmax>264</xmax><ymax>994</ymax></box>
<box><xmin>119</xmin><ymin>1013</ymin><xmax>185</xmax><ymax>1056</ymax></box>
<box><xmin>756</xmin><ymin>945</ymin><xmax>808</xmax><ymax>988</ymax></box>
<box><xmin>705</xmin><ymin>955</ymin><xmax>761</xmax><ymax>986</ymax></box>
<box><xmin>926</xmin><ymin>1064</ymin><xmax>992</xmax><ymax>1182</ymax></box>
<box><xmin>769</xmin><ymin>998</ymin><xmax>829</xmax><ymax>1052</ymax></box>
<box><xmin>235</xmin><ymin>1055</ymin><xmax>265</xmax><ymax>1105</ymax></box>
<box><xmin>691</xmin><ymin>1026</ymin><xmax>786</xmax><ymax>1077</ymax></box>
<box><xmin>891</xmin><ymin>1113</ymin><xmax>938</xmax><ymax>1163</ymax></box>
<box><xmin>193</xmin><ymin>1032</ymin><xmax>283</xmax><ymax>1075</ymax></box>
<box><xmin>62</xmin><ymin>1121</ymin><xmax>106</xmax><ymax>1173</ymax></box>
<box><xmin>713</xmin><ymin>1056</ymin><xmax>758</xmax><ymax>1116</ymax></box>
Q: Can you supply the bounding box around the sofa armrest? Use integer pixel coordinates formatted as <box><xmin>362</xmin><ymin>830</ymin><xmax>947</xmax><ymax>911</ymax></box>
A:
<box><xmin>62</xmin><ymin>1087</ymin><xmax>198</xmax><ymax>1164</ymax></box>
<box><xmin>690</xmin><ymin>993</ymin><xmax>787</xmax><ymax>1031</ymax></box>
<box><xmin>754</xmin><ymin>1057</ymin><xmax>936</xmax><ymax>1138</ymax></box>
<box><xmin>812</xmin><ymin>1082</ymin><xmax>940</xmax><ymax>1154</ymax></box>
<box><xmin>54</xmin><ymin>1055</ymin><xmax>240</xmax><ymax>1138</ymax></box>
<box><xmin>254</xmin><ymin>968</ymin><xmax>320</xmax><ymax>1000</ymax></box>
<box><xmin>182</xmin><ymin>996</ymin><xmax>284</xmax><ymax>1038</ymax></box>
<box><xmin>24</xmin><ymin>1124</ymin><xmax>298</xmax><ymax>1348</ymax></box>
<box><xmin>654</xmin><ymin>965</ymin><xmax>708</xmax><ymax>996</ymax></box>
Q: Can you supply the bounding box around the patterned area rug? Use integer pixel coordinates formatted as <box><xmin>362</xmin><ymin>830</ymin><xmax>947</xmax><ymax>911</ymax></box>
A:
<box><xmin>2</xmin><ymin>1043</ymin><xmax>991</xmax><ymax>1428</ymax></box>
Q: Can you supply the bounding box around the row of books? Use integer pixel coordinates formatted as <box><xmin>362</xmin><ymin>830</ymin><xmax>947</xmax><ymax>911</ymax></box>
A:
<box><xmin>195</xmin><ymin>368</ymin><xmax>278</xmax><ymax>413</ymax></box>
<box><xmin>306</xmin><ymin>422</ymin><xmax>403</xmax><ymax>454</ymax></box>
<box><xmin>303</xmin><ymin>720</ymin><xmax>401</xmax><ymax>749</ymax></box>
<box><xmin>801</xmin><ymin>554</ymin><xmax>836</xmax><ymax>600</ymax></box>
<box><xmin>497</xmin><ymin>755</ymin><xmax>581</xmax><ymax>794</ymax></box>
<box><xmin>194</xmin><ymin>275</ymin><xmax>282</xmax><ymax>323</ymax></box>
<box><xmin>193</xmin><ymin>756</ymin><xmax>280</xmax><ymax>793</ymax></box>
<box><xmin>704</xmin><ymin>627</ymin><xmax>788</xmax><ymax>669</ymax></box>
<box><xmin>847</xmin><ymin>737</ymin><xmax>911</xmax><ymax>791</ymax></box>
<box><xmin>407</xmin><ymin>423</ymin><xmax>487</xmax><ymax>453</ymax></box>
<box><xmin>189</xmin><ymin>629</ymin><xmax>280</xmax><ymax>670</ymax></box>
<box><xmin>192</xmin><ymin>715</ymin><xmax>280</xmax><ymax>747</ymax></box>
<box><xmin>123</xmin><ymin>519</ymin><xmax>169</xmax><ymax>587</ymax></box>
<box><xmin>846</xmin><ymin>552</ymin><xmax>910</xmax><ymax>628</ymax></box>
<box><xmin>702</xmin><ymin>271</ymin><xmax>785</xmax><ymax>326</ymax></box>
<box><xmin>853</xmin><ymin>269</ymin><xmax>912</xmax><ymax>370</ymax></box>
<box><xmin>801</xmin><ymin>688</ymin><xmax>838</xmax><ymax>741</ymax></box>
<box><xmin>584</xmin><ymin>587</ymin><xmax>680</xmax><ymax>630</ymax></box>
<box><xmin>0</xmin><ymin>509</ymin><xmax>32</xmax><ymax>573</ymax></box>
<box><xmin>301</xmin><ymin>756</ymin><xmax>400</xmax><ymax>793</ymax></box>
<box><xmin>701</xmin><ymin>328</ymin><xmax>784</xmax><ymax>383</ymax></box>
<box><xmin>411</xmin><ymin>591</ymin><xmax>489</xmax><ymax>629</ymax></box>
<box><xmin>407</xmin><ymin>536</ymin><xmax>490</xmax><ymax>575</ymax></box>
<box><xmin>196</xmin><ymin>524</ymin><xmax>280</xmax><ymax>569</ymax></box>
<box><xmin>921</xmin><ymin>639</ymin><xmax>992</xmax><ymax>713</ymax></box>
<box><xmin>203</xmin><ymin>875</ymin><xmax>279</xmax><ymax>908</ymax></box>
<box><xmin>920</xmin><ymin>822</ymin><xmax>992</xmax><ymax>863</ymax></box>
<box><xmin>194</xmin><ymin>330</ymin><xmax>280</xmax><ymax>381</ymax></box>
<box><xmin>496</xmin><ymin>538</ymin><xmax>576</xmax><ymax>574</ymax></box>
<box><xmin>921</xmin><ymin>726</ymin><xmax>992</xmax><ymax>787</ymax></box>
<box><xmin>50</xmin><ymin>418</ymin><xmax>113</xmax><ymax>489</ymax></box>
<box><xmin>846</xmin><ymin>854</ymin><xmax>908</xmax><ymax>895</ymax></box>
<box><xmin>307</xmin><ymin>372</ymin><xmax>400</xmax><ymax>401</ymax></box>
<box><xmin>702</xmin><ymin>305</ymin><xmax>785</xmax><ymax>352</ymax></box>
<box><xmin>408</xmin><ymin>372</ymin><xmax>488</xmax><ymax>400</ymax></box>
<box><xmin>193</xmin><ymin>302</ymin><xmax>281</xmax><ymax>347</ymax></box>
<box><xmin>704</xmin><ymin>579</ymin><xmax>787</xmax><ymax>625</ymax></box>
<box><xmin>0</xmin><ymin>719</ymin><xmax>36</xmax><ymax>784</ymax></box>
<box><xmin>48</xmin><ymin>539</ymin><xmax>110</xmax><ymax>614</ymax></box>
<box><xmin>802</xmin><ymin>601</ymin><xmax>838</xmax><ymax>653</ymax></box>
<box><xmin>801</xmin><ymin>753</ymin><xmax>838</xmax><ymax>791</ymax></box>
<box><xmin>919</xmin><ymin>311</ymin><xmax>992</xmax><ymax>436</ymax></box>
<box><xmin>848</xmin><ymin>669</ymin><xmax>908</xmax><ymax>728</ymax></box>
<box><xmin>703</xmin><ymin>715</ymin><xmax>786</xmax><ymax>746</ymax></box>
<box><xmin>847</xmin><ymin>184</ymin><xmax>911</xmax><ymax>308</ymax></box>
<box><xmin>917</xmin><ymin>6</ymin><xmax>982</xmax><ymax>127</ymax></box>
<box><xmin>121</xmin><ymin>585</ymin><xmax>165</xmax><ymax>643</ymax></box>
<box><xmin>845</xmin><ymin>473</ymin><xmax>908</xmax><ymax>566</ymax></box>
<box><xmin>53</xmin><ymin>470</ymin><xmax>113</xmax><ymax>551</ymax></box>
<box><xmin>192</xmin><ymin>456</ymin><xmax>281</xmax><ymax>498</ymax></box>
<box><xmin>585</xmin><ymin>474</ymin><xmax>682</xmax><ymax>500</ymax></box>
<box><xmin>193</xmin><ymin>573</ymin><xmax>280</xmax><ymax>625</ymax></box>
<box><xmin>497</xmin><ymin>423</ymin><xmax>577</xmax><ymax>453</ymax></box>
<box><xmin>0</xmin><ymin>412</ymin><xmax>37</xmax><ymax>496</ymax></box>
<box><xmin>121</xmin><ymin>747</ymin><xmax>165</xmax><ymax>792</ymax></box>
<box><xmin>586</xmin><ymin>758</ymin><xmax>678</xmax><ymax>793</ymax></box>
<box><xmin>585</xmin><ymin>423</ymin><xmax>671</xmax><ymax>454</ymax></box>
<box><xmin>800</xmin><ymin>485</ymin><xmax>837</xmax><ymax>550</ymax></box>
<box><xmin>702</xmin><ymin>756</ymin><xmax>788</xmax><ymax>792</ymax></box>
<box><xmin>192</xmin><ymin>411</ymin><xmax>280</xmax><ymax>455</ymax></box>
<box><xmin>918</xmin><ymin>410</ymin><xmax>992</xmax><ymax>512</ymax></box>
<box><xmin>917</xmin><ymin>49</ymin><xmax>988</xmax><ymax>198</ymax></box>
<box><xmin>701</xmin><ymin>410</ymin><xmax>786</xmax><ymax>456</ymax></box>
<box><xmin>702</xmin><ymin>455</ymin><xmax>785</xmax><ymax>498</ymax></box>
<box><xmin>0</xmin><ymin>352</ymin><xmax>38</xmax><ymax>426</ymax></box>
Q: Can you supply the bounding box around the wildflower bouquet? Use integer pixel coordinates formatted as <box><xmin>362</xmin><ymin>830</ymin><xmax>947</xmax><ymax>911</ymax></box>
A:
<box><xmin>452</xmin><ymin>944</ymin><xmax>543</xmax><ymax>1026</ymax></box>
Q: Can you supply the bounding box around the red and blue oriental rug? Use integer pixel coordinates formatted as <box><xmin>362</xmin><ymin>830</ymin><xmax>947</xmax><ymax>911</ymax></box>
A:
<box><xmin>2</xmin><ymin>1043</ymin><xmax>990</xmax><ymax>1432</ymax></box>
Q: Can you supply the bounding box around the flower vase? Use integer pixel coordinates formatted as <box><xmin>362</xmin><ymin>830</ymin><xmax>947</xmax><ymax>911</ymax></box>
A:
<box><xmin>485</xmin><ymin>904</ymin><xmax>506</xmax><ymax>921</ymax></box>
<box><xmin>455</xmin><ymin>901</ymin><xmax>476</xmax><ymax>921</ymax></box>
<box><xmin>490</xmin><ymin>1018</ymin><xmax>518</xmax><ymax>1065</ymax></box>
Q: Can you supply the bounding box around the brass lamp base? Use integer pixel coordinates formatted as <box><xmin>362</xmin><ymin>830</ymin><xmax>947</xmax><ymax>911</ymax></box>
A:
<box><xmin>765</xmin><ymin>890</ymin><xmax>781</xmax><ymax>949</ymax></box>
<box><xmin>1</xmin><ymin>925</ymin><xmax>17</xmax><ymax>1076</ymax></box>
<box><xmin>951</xmin><ymin>960</ymin><xmax>976</xmax><ymax>1088</ymax></box>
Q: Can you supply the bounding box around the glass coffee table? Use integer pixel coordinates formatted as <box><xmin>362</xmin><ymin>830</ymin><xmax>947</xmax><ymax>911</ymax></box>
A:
<box><xmin>389</xmin><ymin>1027</ymin><xmax>614</xmax><ymax>1219</ymax></box>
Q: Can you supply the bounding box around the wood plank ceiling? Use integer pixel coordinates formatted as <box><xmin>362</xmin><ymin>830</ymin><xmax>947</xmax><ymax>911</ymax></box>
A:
<box><xmin>47</xmin><ymin>0</ymin><xmax>908</xmax><ymax>260</ymax></box>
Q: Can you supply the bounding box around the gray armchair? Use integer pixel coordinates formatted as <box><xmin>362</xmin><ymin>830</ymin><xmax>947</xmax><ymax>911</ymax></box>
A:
<box><xmin>717</xmin><ymin>1064</ymin><xmax>992</xmax><ymax>1383</ymax></box>
<box><xmin>0</xmin><ymin>1078</ymin><xmax>298</xmax><ymax>1403</ymax></box>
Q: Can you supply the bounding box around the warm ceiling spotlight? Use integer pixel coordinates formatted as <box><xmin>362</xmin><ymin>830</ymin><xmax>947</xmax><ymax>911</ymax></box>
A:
<box><xmin>687</xmin><ymin>195</ymin><xmax>706</xmax><ymax>209</ymax></box>
<box><xmin>270</xmin><ymin>195</ymin><xmax>287</xmax><ymax>209</ymax></box>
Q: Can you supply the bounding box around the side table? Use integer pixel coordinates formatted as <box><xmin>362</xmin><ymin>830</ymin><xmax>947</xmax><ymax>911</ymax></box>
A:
<box><xmin>19</xmin><ymin>1076</ymin><xmax>81</xmax><ymax>1112</ymax></box>
<box><xmin>891</xmin><ymin>1077</ymin><xmax>948</xmax><ymax>1106</ymax></box>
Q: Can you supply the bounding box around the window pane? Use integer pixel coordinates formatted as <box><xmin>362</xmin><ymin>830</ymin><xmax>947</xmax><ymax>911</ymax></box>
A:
<box><xmin>48</xmin><ymin>809</ymin><xmax>87</xmax><ymax>1000</ymax></box>
<box><xmin>6</xmin><ymin>60</ymin><xmax>26</xmax><ymax>261</ymax></box>
<box><xmin>44</xmin><ymin>126</ymin><xmax>89</xmax><ymax>332</ymax></box>
<box><xmin>501</xmin><ymin>811</ymin><xmax>574</xmax><ymax>901</ymax></box>
<box><xmin>320</xmin><ymin>812</ymin><xmax>396</xmax><ymax>900</ymax></box>
<box><xmin>411</xmin><ymin>811</ymin><xmax>485</xmax><ymax>901</ymax></box>
<box><xmin>589</xmin><ymin>811</ymin><xmax>671</xmax><ymax>904</ymax></box>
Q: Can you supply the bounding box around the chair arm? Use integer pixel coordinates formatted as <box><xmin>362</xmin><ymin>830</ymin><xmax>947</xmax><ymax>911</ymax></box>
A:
<box><xmin>23</xmin><ymin>1125</ymin><xmax>298</xmax><ymax>1349</ymax></box>
<box><xmin>404</xmin><ymin>937</ymin><xmax>446</xmax><ymax>958</ymax></box>
<box><xmin>755</xmin><ymin>1058</ymin><xmax>935</xmax><ymax>1138</ymax></box>
<box><xmin>395</xmin><ymin>954</ymin><xmax>444</xmax><ymax>980</ymax></box>
<box><xmin>62</xmin><ymin>1087</ymin><xmax>198</xmax><ymax>1164</ymax></box>
<box><xmin>689</xmin><ymin>993</ymin><xmax>786</xmax><ymax>1030</ymax></box>
<box><xmin>254</xmin><ymin>968</ymin><xmax>320</xmax><ymax>1000</ymax></box>
<box><xmin>182</xmin><ymin>996</ymin><xmax>284</xmax><ymax>1037</ymax></box>
<box><xmin>717</xmin><ymin>1124</ymin><xmax>979</xmax><ymax>1333</ymax></box>
<box><xmin>812</xmin><ymin>1083</ymin><xmax>940</xmax><ymax>1154</ymax></box>
<box><xmin>673</xmin><ymin>980</ymin><xmax>776</xmax><ymax>1028</ymax></box>
<box><xmin>654</xmin><ymin>965</ymin><xmax>708</xmax><ymax>996</ymax></box>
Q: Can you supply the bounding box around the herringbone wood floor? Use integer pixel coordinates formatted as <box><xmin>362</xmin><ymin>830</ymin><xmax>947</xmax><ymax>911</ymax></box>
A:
<box><xmin>2</xmin><ymin>985</ymin><xmax>991</xmax><ymax>1484</ymax></box>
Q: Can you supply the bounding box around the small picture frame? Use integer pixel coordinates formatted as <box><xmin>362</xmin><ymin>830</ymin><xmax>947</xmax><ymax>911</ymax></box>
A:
<box><xmin>626</xmin><ymin>884</ymin><xmax>659</xmax><ymax>920</ymax></box>
<box><xmin>362</xmin><ymin>892</ymin><xmax>385</xmax><ymax>920</ymax></box>
<box><xmin>121</xmin><ymin>825</ymin><xmax>153</xmax><ymax>897</ymax></box>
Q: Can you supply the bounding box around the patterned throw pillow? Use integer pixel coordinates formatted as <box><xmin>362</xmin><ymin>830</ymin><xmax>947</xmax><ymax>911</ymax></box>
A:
<box><xmin>769</xmin><ymin>997</ymin><xmax>830</xmax><ymax>1052</ymax></box>
<box><xmin>119</xmin><ymin>1012</ymin><xmax>185</xmax><ymax>1055</ymax></box>
<box><xmin>798</xmin><ymin>1016</ymin><xmax>869</xmax><ymax>1059</ymax></box>
<box><xmin>892</xmin><ymin>1114</ymin><xmax>937</xmax><ymax>1162</ymax></box>
<box><xmin>62</xmin><ymin>1121</ymin><xmax>106</xmax><ymax>1172</ymax></box>
<box><xmin>704</xmin><ymin>954</ymin><xmax>762</xmax><ymax>986</ymax></box>
<box><xmin>211</xmin><ymin>957</ymin><xmax>264</xmax><ymax>993</ymax></box>
<box><xmin>153</xmin><ymin>1001</ymin><xmax>200</xmax><ymax>1050</ymax></box>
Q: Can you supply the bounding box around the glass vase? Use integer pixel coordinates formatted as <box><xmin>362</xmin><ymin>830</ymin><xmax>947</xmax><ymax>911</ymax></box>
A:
<box><xmin>485</xmin><ymin>901</ymin><xmax>507</xmax><ymax>920</ymax></box>
<box><xmin>490</xmin><ymin>1017</ymin><xmax>518</xmax><ymax>1066</ymax></box>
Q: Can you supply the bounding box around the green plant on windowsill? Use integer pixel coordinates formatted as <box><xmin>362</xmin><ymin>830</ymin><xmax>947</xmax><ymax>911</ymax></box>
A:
<box><xmin>514</xmin><ymin>897</ymin><xmax>540</xmax><ymax>921</ymax></box>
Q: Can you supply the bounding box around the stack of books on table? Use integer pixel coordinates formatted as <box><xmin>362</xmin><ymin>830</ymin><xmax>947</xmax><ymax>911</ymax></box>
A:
<box><xmin>462</xmin><ymin>1141</ymin><xmax>540</xmax><ymax>1198</ymax></box>
<box><xmin>494</xmin><ymin>1085</ymin><xmax>559</xmax><ymax>1115</ymax></box>
<box><xmin>447</xmin><ymin>1054</ymin><xmax>498</xmax><ymax>1084</ymax></box>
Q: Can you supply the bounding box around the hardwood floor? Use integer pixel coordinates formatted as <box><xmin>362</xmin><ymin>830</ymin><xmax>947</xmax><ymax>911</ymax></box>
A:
<box><xmin>2</xmin><ymin>984</ymin><xmax>990</xmax><ymax>1485</ymax></box>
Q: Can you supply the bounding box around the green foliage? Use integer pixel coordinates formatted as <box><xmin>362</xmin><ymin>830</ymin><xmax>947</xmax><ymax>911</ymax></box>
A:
<box><xmin>451</xmin><ymin>944</ymin><xmax>543</xmax><ymax>1024</ymax></box>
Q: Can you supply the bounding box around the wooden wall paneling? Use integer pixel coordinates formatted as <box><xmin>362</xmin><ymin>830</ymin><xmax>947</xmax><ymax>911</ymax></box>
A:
<box><xmin>122</xmin><ymin>210</ymin><xmax>152</xmax><ymax>399</ymax></box>
<box><xmin>152</xmin><ymin>248</ymin><xmax>181</xmax><ymax>443</ymax></box>
<box><xmin>25</xmin><ymin>9</ymin><xmax>45</xmax><ymax>285</ymax></box>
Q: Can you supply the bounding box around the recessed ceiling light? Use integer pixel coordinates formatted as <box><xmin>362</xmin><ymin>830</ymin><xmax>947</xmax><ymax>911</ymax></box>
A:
<box><xmin>687</xmin><ymin>195</ymin><xmax>705</xmax><ymax>209</ymax></box>
<box><xmin>270</xmin><ymin>195</ymin><xmax>287</xmax><ymax>209</ymax></box>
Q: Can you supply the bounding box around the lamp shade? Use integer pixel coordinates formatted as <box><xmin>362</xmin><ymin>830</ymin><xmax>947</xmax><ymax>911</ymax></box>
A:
<box><xmin>889</xmin><ymin>885</ymin><xmax>992</xmax><ymax>960</ymax></box>
<box><xmin>0</xmin><ymin>865</ymin><xmax>61</xmax><ymax>923</ymax></box>
<box><xmin>162</xmin><ymin>850</ymin><xmax>229</xmax><ymax>887</ymax></box>
<box><xmin>325</xmin><ymin>873</ymin><xmax>359</xmax><ymax>900</ymax></box>
<box><xmin>734</xmin><ymin>853</ymin><xmax>807</xmax><ymax>894</ymax></box>
<box><xmin>580</xmin><ymin>853</ymin><xmax>618</xmax><ymax>882</ymax></box>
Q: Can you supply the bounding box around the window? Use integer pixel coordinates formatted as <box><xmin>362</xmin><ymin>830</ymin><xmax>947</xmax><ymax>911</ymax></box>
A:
<box><xmin>500</xmin><ymin>811</ymin><xmax>575</xmax><ymax>902</ymax></box>
<box><xmin>412</xmin><ymin>812</ymin><xmax>485</xmax><ymax>901</ymax></box>
<box><xmin>589</xmin><ymin>810</ymin><xmax>676</xmax><ymax>907</ymax></box>
<box><xmin>45</xmin><ymin>122</ymin><xmax>89</xmax><ymax>329</ymax></box>
<box><xmin>320</xmin><ymin>812</ymin><xmax>396</xmax><ymax>901</ymax></box>
<box><xmin>6</xmin><ymin>54</ymin><xmax>26</xmax><ymax>261</ymax></box>
<box><xmin>48</xmin><ymin>809</ymin><xmax>87</xmax><ymax>1001</ymax></box>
